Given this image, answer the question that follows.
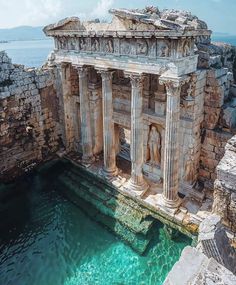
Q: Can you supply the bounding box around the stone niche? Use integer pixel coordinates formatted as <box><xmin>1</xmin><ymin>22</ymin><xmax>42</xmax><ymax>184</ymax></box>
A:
<box><xmin>143</xmin><ymin>123</ymin><xmax>164</xmax><ymax>183</ymax></box>
<box><xmin>146</xmin><ymin>75</ymin><xmax>167</xmax><ymax>116</ymax></box>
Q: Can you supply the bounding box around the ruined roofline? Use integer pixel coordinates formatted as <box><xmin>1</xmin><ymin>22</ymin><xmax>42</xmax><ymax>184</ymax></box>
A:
<box><xmin>43</xmin><ymin>6</ymin><xmax>211</xmax><ymax>37</ymax></box>
<box><xmin>109</xmin><ymin>7</ymin><xmax>208</xmax><ymax>31</ymax></box>
<box><xmin>44</xmin><ymin>28</ymin><xmax>212</xmax><ymax>38</ymax></box>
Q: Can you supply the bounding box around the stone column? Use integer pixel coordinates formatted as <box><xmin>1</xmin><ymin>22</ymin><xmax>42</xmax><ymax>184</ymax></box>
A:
<box><xmin>89</xmin><ymin>84</ymin><xmax>103</xmax><ymax>155</ymax></box>
<box><xmin>59</xmin><ymin>62</ymin><xmax>74</xmax><ymax>151</ymax></box>
<box><xmin>126</xmin><ymin>73</ymin><xmax>148</xmax><ymax>192</ymax></box>
<box><xmin>159</xmin><ymin>76</ymin><xmax>187</xmax><ymax>207</ymax></box>
<box><xmin>99</xmin><ymin>70</ymin><xmax>118</xmax><ymax>177</ymax></box>
<box><xmin>77</xmin><ymin>66</ymin><xmax>94</xmax><ymax>164</ymax></box>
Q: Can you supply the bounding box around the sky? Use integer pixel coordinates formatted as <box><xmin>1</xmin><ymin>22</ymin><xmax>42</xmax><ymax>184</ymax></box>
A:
<box><xmin>0</xmin><ymin>0</ymin><xmax>235</xmax><ymax>34</ymax></box>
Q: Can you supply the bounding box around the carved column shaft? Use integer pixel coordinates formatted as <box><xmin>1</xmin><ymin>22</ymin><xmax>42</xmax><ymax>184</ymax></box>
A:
<box><xmin>77</xmin><ymin>66</ymin><xmax>94</xmax><ymax>163</ymax></box>
<box><xmin>160</xmin><ymin>77</ymin><xmax>186</xmax><ymax>207</ymax></box>
<box><xmin>59</xmin><ymin>63</ymin><xmax>74</xmax><ymax>151</ymax></box>
<box><xmin>100</xmin><ymin>70</ymin><xmax>118</xmax><ymax>176</ymax></box>
<box><xmin>127</xmin><ymin>74</ymin><xmax>148</xmax><ymax>191</ymax></box>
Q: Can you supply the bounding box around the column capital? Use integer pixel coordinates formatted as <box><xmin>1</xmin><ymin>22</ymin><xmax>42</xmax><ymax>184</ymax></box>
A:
<box><xmin>97</xmin><ymin>69</ymin><xmax>114</xmax><ymax>81</ymax></box>
<box><xmin>60</xmin><ymin>62</ymin><xmax>70</xmax><ymax>69</ymax></box>
<box><xmin>124</xmin><ymin>72</ymin><xmax>144</xmax><ymax>89</ymax></box>
<box><xmin>159</xmin><ymin>75</ymin><xmax>190</xmax><ymax>96</ymax></box>
<box><xmin>75</xmin><ymin>65</ymin><xmax>90</xmax><ymax>77</ymax></box>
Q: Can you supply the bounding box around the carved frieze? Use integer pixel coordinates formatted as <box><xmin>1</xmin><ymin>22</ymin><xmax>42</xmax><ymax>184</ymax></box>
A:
<box><xmin>59</xmin><ymin>36</ymin><xmax>68</xmax><ymax>50</ymax></box>
<box><xmin>68</xmin><ymin>37</ymin><xmax>76</xmax><ymax>50</ymax></box>
<box><xmin>120</xmin><ymin>38</ymin><xmax>132</xmax><ymax>55</ymax></box>
<box><xmin>105</xmin><ymin>39</ymin><xmax>114</xmax><ymax>53</ymax></box>
<box><xmin>157</xmin><ymin>40</ymin><xmax>170</xmax><ymax>57</ymax></box>
<box><xmin>56</xmin><ymin>35</ymin><xmax>196</xmax><ymax>60</ymax></box>
<box><xmin>136</xmin><ymin>39</ymin><xmax>148</xmax><ymax>56</ymax></box>
<box><xmin>79</xmin><ymin>38</ymin><xmax>88</xmax><ymax>51</ymax></box>
<box><xmin>91</xmin><ymin>38</ymin><xmax>100</xmax><ymax>52</ymax></box>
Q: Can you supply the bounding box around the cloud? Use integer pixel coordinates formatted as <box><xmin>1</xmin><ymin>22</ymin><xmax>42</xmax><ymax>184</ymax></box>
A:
<box><xmin>0</xmin><ymin>0</ymin><xmax>114</xmax><ymax>27</ymax></box>
<box><xmin>23</xmin><ymin>0</ymin><xmax>63</xmax><ymax>25</ymax></box>
<box><xmin>91</xmin><ymin>0</ymin><xmax>114</xmax><ymax>19</ymax></box>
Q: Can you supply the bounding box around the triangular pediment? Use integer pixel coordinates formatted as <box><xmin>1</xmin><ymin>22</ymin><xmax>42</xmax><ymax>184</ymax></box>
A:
<box><xmin>44</xmin><ymin>17</ymin><xmax>85</xmax><ymax>34</ymax></box>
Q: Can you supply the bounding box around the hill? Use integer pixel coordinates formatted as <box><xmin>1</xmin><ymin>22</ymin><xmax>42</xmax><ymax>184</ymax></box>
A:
<box><xmin>0</xmin><ymin>26</ymin><xmax>46</xmax><ymax>41</ymax></box>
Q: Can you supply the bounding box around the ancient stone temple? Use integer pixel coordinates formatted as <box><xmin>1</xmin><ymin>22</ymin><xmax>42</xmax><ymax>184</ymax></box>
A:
<box><xmin>1</xmin><ymin>7</ymin><xmax>236</xmax><ymax>284</ymax></box>
<box><xmin>43</xmin><ymin>8</ymin><xmax>212</xmax><ymax>208</ymax></box>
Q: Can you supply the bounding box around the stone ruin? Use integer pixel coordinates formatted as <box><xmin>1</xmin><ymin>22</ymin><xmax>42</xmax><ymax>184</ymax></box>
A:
<box><xmin>0</xmin><ymin>6</ymin><xmax>236</xmax><ymax>283</ymax></box>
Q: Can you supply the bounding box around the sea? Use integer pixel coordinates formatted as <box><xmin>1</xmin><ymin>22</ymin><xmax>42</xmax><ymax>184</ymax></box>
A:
<box><xmin>0</xmin><ymin>39</ymin><xmax>54</xmax><ymax>68</ymax></box>
<box><xmin>0</xmin><ymin>36</ymin><xmax>236</xmax><ymax>68</ymax></box>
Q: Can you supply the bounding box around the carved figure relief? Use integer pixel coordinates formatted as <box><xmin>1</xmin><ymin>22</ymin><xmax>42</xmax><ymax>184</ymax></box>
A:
<box><xmin>105</xmin><ymin>39</ymin><xmax>114</xmax><ymax>53</ymax></box>
<box><xmin>91</xmin><ymin>39</ymin><xmax>100</xmax><ymax>52</ymax></box>
<box><xmin>148</xmin><ymin>125</ymin><xmax>161</xmax><ymax>166</ymax></box>
<box><xmin>60</xmin><ymin>37</ymin><xmax>67</xmax><ymax>49</ymax></box>
<box><xmin>183</xmin><ymin>40</ymin><xmax>191</xmax><ymax>57</ymax></box>
<box><xmin>157</xmin><ymin>41</ymin><xmax>170</xmax><ymax>57</ymax></box>
<box><xmin>80</xmin><ymin>38</ymin><xmax>87</xmax><ymax>51</ymax></box>
<box><xmin>137</xmin><ymin>40</ymin><xmax>148</xmax><ymax>56</ymax></box>
<box><xmin>120</xmin><ymin>40</ymin><xmax>131</xmax><ymax>55</ymax></box>
<box><xmin>69</xmin><ymin>38</ymin><xmax>76</xmax><ymax>50</ymax></box>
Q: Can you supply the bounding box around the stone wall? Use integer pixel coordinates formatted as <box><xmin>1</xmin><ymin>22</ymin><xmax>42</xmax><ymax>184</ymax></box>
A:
<box><xmin>0</xmin><ymin>51</ymin><xmax>62</xmax><ymax>181</ymax></box>
<box><xmin>198</xmin><ymin>45</ymin><xmax>236</xmax><ymax>189</ymax></box>
<box><xmin>212</xmin><ymin>136</ymin><xmax>236</xmax><ymax>232</ymax></box>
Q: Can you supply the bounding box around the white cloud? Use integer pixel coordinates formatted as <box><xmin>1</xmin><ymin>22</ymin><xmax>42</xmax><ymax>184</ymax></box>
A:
<box><xmin>23</xmin><ymin>0</ymin><xmax>63</xmax><ymax>25</ymax></box>
<box><xmin>91</xmin><ymin>0</ymin><xmax>114</xmax><ymax>18</ymax></box>
<box><xmin>0</xmin><ymin>0</ymin><xmax>114</xmax><ymax>27</ymax></box>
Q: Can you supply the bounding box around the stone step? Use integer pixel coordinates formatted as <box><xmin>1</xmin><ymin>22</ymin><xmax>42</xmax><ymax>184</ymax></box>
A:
<box><xmin>57</xmin><ymin>167</ymin><xmax>155</xmax><ymax>235</ymax></box>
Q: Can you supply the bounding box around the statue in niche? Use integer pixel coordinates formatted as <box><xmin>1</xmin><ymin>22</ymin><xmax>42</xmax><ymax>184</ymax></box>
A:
<box><xmin>105</xmin><ymin>39</ymin><xmax>113</xmax><ymax>53</ymax></box>
<box><xmin>148</xmin><ymin>125</ymin><xmax>161</xmax><ymax>166</ymax></box>
<box><xmin>137</xmin><ymin>40</ymin><xmax>148</xmax><ymax>56</ymax></box>
<box><xmin>185</xmin><ymin>147</ymin><xmax>196</xmax><ymax>185</ymax></box>
<box><xmin>80</xmin><ymin>38</ymin><xmax>86</xmax><ymax>51</ymax></box>
<box><xmin>91</xmin><ymin>39</ymin><xmax>99</xmax><ymax>52</ymax></box>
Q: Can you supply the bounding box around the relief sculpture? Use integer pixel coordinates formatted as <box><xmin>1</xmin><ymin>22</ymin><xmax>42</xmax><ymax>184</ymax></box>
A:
<box><xmin>69</xmin><ymin>38</ymin><xmax>76</xmax><ymax>50</ymax></box>
<box><xmin>92</xmin><ymin>39</ymin><xmax>100</xmax><ymax>52</ymax></box>
<box><xmin>157</xmin><ymin>41</ymin><xmax>170</xmax><ymax>57</ymax></box>
<box><xmin>80</xmin><ymin>38</ymin><xmax>87</xmax><ymax>51</ymax></box>
<box><xmin>148</xmin><ymin>125</ymin><xmax>161</xmax><ymax>166</ymax></box>
<box><xmin>183</xmin><ymin>40</ymin><xmax>191</xmax><ymax>57</ymax></box>
<box><xmin>60</xmin><ymin>37</ymin><xmax>67</xmax><ymax>50</ymax></box>
<box><xmin>105</xmin><ymin>39</ymin><xmax>114</xmax><ymax>53</ymax></box>
<box><xmin>137</xmin><ymin>40</ymin><xmax>148</xmax><ymax>56</ymax></box>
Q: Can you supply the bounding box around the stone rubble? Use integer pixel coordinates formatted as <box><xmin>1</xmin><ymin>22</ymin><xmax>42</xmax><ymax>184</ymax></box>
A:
<box><xmin>163</xmin><ymin>246</ymin><xmax>236</xmax><ymax>285</ymax></box>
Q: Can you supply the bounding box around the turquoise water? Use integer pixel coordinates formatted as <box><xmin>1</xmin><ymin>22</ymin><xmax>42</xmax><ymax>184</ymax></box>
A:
<box><xmin>0</xmin><ymin>39</ymin><xmax>53</xmax><ymax>67</ymax></box>
<box><xmin>0</xmin><ymin>163</ymin><xmax>191</xmax><ymax>285</ymax></box>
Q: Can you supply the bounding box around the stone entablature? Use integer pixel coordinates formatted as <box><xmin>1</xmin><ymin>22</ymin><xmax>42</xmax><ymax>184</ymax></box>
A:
<box><xmin>47</xmin><ymin>32</ymin><xmax>206</xmax><ymax>59</ymax></box>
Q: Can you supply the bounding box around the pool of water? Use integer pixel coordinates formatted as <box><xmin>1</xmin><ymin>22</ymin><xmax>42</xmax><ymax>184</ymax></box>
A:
<box><xmin>0</xmin><ymin>163</ymin><xmax>191</xmax><ymax>285</ymax></box>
